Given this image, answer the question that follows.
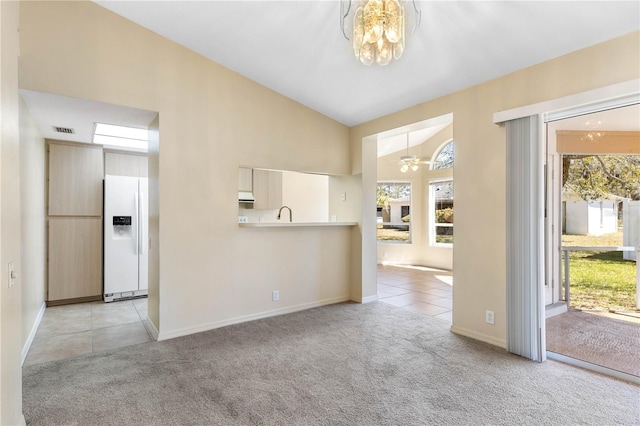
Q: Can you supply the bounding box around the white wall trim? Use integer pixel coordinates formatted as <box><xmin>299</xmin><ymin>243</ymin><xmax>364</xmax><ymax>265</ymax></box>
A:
<box><xmin>157</xmin><ymin>295</ymin><xmax>350</xmax><ymax>341</ymax></box>
<box><xmin>21</xmin><ymin>302</ymin><xmax>46</xmax><ymax>366</ymax></box>
<box><xmin>450</xmin><ymin>325</ymin><xmax>507</xmax><ymax>349</ymax></box>
<box><xmin>143</xmin><ymin>316</ymin><xmax>159</xmax><ymax>341</ymax></box>
<box><xmin>359</xmin><ymin>294</ymin><xmax>379</xmax><ymax>304</ymax></box>
<box><xmin>493</xmin><ymin>79</ymin><xmax>640</xmax><ymax>124</ymax></box>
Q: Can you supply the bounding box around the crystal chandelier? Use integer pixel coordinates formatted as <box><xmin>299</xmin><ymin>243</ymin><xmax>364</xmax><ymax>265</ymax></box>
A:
<box><xmin>341</xmin><ymin>0</ymin><xmax>421</xmax><ymax>66</ymax></box>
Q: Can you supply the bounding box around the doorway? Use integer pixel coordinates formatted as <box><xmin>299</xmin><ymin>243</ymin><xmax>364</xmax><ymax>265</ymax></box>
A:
<box><xmin>370</xmin><ymin>113</ymin><xmax>455</xmax><ymax>322</ymax></box>
<box><xmin>19</xmin><ymin>90</ymin><xmax>160</xmax><ymax>365</ymax></box>
<box><xmin>544</xmin><ymin>104</ymin><xmax>640</xmax><ymax>380</ymax></box>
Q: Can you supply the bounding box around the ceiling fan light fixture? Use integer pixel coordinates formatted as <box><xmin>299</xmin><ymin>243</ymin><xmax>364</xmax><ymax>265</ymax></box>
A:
<box><xmin>399</xmin><ymin>134</ymin><xmax>418</xmax><ymax>173</ymax></box>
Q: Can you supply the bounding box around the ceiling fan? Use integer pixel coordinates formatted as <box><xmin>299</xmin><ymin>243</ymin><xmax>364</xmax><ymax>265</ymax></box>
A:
<box><xmin>397</xmin><ymin>134</ymin><xmax>437</xmax><ymax>173</ymax></box>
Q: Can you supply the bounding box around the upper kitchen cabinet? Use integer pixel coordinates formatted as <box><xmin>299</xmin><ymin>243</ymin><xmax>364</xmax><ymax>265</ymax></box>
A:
<box><xmin>104</xmin><ymin>151</ymin><xmax>148</xmax><ymax>178</ymax></box>
<box><xmin>253</xmin><ymin>169</ymin><xmax>282</xmax><ymax>210</ymax></box>
<box><xmin>48</xmin><ymin>142</ymin><xmax>104</xmax><ymax>216</ymax></box>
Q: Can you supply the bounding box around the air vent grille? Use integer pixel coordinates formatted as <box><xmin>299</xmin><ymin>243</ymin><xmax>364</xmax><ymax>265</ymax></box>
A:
<box><xmin>53</xmin><ymin>126</ymin><xmax>75</xmax><ymax>134</ymax></box>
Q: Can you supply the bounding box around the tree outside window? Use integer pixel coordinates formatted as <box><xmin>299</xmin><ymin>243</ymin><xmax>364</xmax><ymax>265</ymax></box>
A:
<box><xmin>432</xmin><ymin>141</ymin><xmax>454</xmax><ymax>170</ymax></box>
<box><xmin>431</xmin><ymin>180</ymin><xmax>453</xmax><ymax>245</ymax></box>
<box><xmin>377</xmin><ymin>182</ymin><xmax>411</xmax><ymax>243</ymax></box>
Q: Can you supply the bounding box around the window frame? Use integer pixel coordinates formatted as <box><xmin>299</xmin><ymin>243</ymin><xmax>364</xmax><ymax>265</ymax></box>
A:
<box><xmin>430</xmin><ymin>178</ymin><xmax>454</xmax><ymax>247</ymax></box>
<box><xmin>376</xmin><ymin>181</ymin><xmax>413</xmax><ymax>244</ymax></box>
<box><xmin>431</xmin><ymin>140</ymin><xmax>454</xmax><ymax>170</ymax></box>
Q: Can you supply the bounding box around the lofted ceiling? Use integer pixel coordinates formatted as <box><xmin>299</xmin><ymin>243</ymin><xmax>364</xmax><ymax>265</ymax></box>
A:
<box><xmin>21</xmin><ymin>1</ymin><xmax>640</xmax><ymax>152</ymax></box>
<box><xmin>93</xmin><ymin>1</ymin><xmax>640</xmax><ymax>127</ymax></box>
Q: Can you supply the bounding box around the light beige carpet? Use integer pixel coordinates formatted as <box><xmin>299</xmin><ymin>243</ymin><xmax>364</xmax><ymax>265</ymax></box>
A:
<box><xmin>546</xmin><ymin>309</ymin><xmax>640</xmax><ymax>377</ymax></box>
<box><xmin>24</xmin><ymin>303</ymin><xmax>640</xmax><ymax>425</ymax></box>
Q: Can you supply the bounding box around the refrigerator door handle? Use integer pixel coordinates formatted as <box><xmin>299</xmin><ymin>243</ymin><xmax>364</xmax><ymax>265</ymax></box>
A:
<box><xmin>134</xmin><ymin>191</ymin><xmax>139</xmax><ymax>255</ymax></box>
<box><xmin>139</xmin><ymin>190</ymin><xmax>147</xmax><ymax>255</ymax></box>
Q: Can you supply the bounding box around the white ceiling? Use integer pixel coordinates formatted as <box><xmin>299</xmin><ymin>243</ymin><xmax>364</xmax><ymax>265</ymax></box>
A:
<box><xmin>20</xmin><ymin>89</ymin><xmax>157</xmax><ymax>148</ymax></box>
<box><xmin>93</xmin><ymin>0</ymin><xmax>640</xmax><ymax>127</ymax></box>
<box><xmin>20</xmin><ymin>1</ymin><xmax>639</xmax><ymax>151</ymax></box>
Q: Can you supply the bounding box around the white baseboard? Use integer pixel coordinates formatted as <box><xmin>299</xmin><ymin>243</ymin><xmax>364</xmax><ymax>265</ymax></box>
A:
<box><xmin>143</xmin><ymin>316</ymin><xmax>159</xmax><ymax>341</ymax></box>
<box><xmin>22</xmin><ymin>302</ymin><xmax>46</xmax><ymax>366</ymax></box>
<box><xmin>450</xmin><ymin>324</ymin><xmax>507</xmax><ymax>349</ymax></box>
<box><xmin>359</xmin><ymin>294</ymin><xmax>379</xmax><ymax>304</ymax></box>
<box><xmin>157</xmin><ymin>295</ymin><xmax>350</xmax><ymax>341</ymax></box>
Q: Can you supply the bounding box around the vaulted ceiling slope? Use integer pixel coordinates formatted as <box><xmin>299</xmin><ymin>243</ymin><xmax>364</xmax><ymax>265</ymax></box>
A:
<box><xmin>95</xmin><ymin>1</ymin><xmax>639</xmax><ymax>127</ymax></box>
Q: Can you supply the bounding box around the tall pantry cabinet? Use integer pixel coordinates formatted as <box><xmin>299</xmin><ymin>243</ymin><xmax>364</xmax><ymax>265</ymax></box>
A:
<box><xmin>47</xmin><ymin>142</ymin><xmax>103</xmax><ymax>305</ymax></box>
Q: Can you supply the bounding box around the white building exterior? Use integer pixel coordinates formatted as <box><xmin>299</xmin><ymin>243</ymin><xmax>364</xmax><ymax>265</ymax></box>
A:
<box><xmin>564</xmin><ymin>193</ymin><xmax>622</xmax><ymax>236</ymax></box>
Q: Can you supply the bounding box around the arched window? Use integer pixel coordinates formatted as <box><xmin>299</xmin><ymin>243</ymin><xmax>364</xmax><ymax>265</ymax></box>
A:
<box><xmin>432</xmin><ymin>140</ymin><xmax>454</xmax><ymax>170</ymax></box>
<box><xmin>430</xmin><ymin>140</ymin><xmax>454</xmax><ymax>246</ymax></box>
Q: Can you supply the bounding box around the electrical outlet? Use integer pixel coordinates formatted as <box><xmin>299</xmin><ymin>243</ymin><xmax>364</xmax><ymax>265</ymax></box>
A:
<box><xmin>272</xmin><ymin>290</ymin><xmax>279</xmax><ymax>302</ymax></box>
<box><xmin>341</xmin><ymin>192</ymin><xmax>347</xmax><ymax>202</ymax></box>
<box><xmin>485</xmin><ymin>310</ymin><xmax>495</xmax><ymax>325</ymax></box>
<box><xmin>383</xmin><ymin>252</ymin><xmax>388</xmax><ymax>258</ymax></box>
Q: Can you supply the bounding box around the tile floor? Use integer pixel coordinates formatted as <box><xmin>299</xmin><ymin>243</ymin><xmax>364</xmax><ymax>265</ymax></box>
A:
<box><xmin>24</xmin><ymin>298</ymin><xmax>151</xmax><ymax>366</ymax></box>
<box><xmin>25</xmin><ymin>267</ymin><xmax>449</xmax><ymax>366</ymax></box>
<box><xmin>377</xmin><ymin>263</ymin><xmax>453</xmax><ymax>323</ymax></box>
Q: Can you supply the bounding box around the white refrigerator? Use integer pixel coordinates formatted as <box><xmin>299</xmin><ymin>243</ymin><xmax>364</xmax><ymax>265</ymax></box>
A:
<box><xmin>104</xmin><ymin>175</ymin><xmax>148</xmax><ymax>302</ymax></box>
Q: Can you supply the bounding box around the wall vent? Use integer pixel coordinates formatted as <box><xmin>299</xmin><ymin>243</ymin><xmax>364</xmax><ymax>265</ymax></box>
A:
<box><xmin>53</xmin><ymin>126</ymin><xmax>75</xmax><ymax>134</ymax></box>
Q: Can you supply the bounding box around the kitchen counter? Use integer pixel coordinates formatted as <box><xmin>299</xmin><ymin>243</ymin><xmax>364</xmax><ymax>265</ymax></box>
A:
<box><xmin>239</xmin><ymin>222</ymin><xmax>357</xmax><ymax>228</ymax></box>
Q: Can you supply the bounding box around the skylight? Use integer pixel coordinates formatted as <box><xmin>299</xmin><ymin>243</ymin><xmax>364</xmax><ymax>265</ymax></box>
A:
<box><xmin>93</xmin><ymin>123</ymin><xmax>148</xmax><ymax>151</ymax></box>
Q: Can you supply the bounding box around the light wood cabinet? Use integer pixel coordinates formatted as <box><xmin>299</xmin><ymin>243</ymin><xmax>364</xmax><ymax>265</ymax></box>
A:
<box><xmin>105</xmin><ymin>152</ymin><xmax>148</xmax><ymax>177</ymax></box>
<box><xmin>48</xmin><ymin>217</ymin><xmax>102</xmax><ymax>302</ymax></box>
<box><xmin>47</xmin><ymin>141</ymin><xmax>104</xmax><ymax>305</ymax></box>
<box><xmin>48</xmin><ymin>143</ymin><xmax>103</xmax><ymax>216</ymax></box>
<box><xmin>253</xmin><ymin>169</ymin><xmax>282</xmax><ymax>210</ymax></box>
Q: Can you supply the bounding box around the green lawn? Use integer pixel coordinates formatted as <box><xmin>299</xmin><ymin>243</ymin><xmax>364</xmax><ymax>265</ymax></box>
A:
<box><xmin>377</xmin><ymin>227</ymin><xmax>409</xmax><ymax>242</ymax></box>
<box><xmin>562</xmin><ymin>232</ymin><xmax>637</xmax><ymax>312</ymax></box>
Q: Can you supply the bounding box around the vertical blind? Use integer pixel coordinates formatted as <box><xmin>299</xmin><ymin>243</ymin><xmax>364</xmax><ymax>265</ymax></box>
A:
<box><xmin>505</xmin><ymin>115</ymin><xmax>546</xmax><ymax>362</ymax></box>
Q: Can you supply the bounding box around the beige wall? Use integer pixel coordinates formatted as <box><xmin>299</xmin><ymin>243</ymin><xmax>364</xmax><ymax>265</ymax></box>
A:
<box><xmin>1</xmin><ymin>1</ymin><xmax>24</xmax><ymax>424</ymax></box>
<box><xmin>352</xmin><ymin>31</ymin><xmax>640</xmax><ymax>347</ymax></box>
<box><xmin>147</xmin><ymin>115</ymin><xmax>160</xmax><ymax>333</ymax></box>
<box><xmin>19</xmin><ymin>96</ymin><xmax>46</xmax><ymax>358</ymax></box>
<box><xmin>18</xmin><ymin>1</ymin><xmax>352</xmax><ymax>339</ymax></box>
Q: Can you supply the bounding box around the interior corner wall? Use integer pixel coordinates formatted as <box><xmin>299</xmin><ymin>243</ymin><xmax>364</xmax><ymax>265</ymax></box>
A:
<box><xmin>328</xmin><ymin>172</ymin><xmax>363</xmax><ymax>301</ymax></box>
<box><xmin>19</xmin><ymin>95</ymin><xmax>46</xmax><ymax>353</ymax></box>
<box><xmin>1</xmin><ymin>0</ymin><xmax>24</xmax><ymax>423</ymax></box>
<box><xmin>350</xmin><ymin>31</ymin><xmax>640</xmax><ymax>347</ymax></box>
<box><xmin>147</xmin><ymin>114</ymin><xmax>160</xmax><ymax>333</ymax></box>
<box><xmin>18</xmin><ymin>1</ymin><xmax>352</xmax><ymax>340</ymax></box>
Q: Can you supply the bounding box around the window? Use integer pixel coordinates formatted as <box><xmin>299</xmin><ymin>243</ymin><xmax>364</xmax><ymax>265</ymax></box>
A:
<box><xmin>432</xmin><ymin>140</ymin><xmax>454</xmax><ymax>170</ymax></box>
<box><xmin>377</xmin><ymin>182</ymin><xmax>411</xmax><ymax>243</ymax></box>
<box><xmin>431</xmin><ymin>180</ymin><xmax>453</xmax><ymax>245</ymax></box>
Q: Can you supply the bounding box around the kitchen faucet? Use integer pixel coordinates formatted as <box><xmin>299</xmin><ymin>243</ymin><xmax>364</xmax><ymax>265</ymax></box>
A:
<box><xmin>277</xmin><ymin>205</ymin><xmax>292</xmax><ymax>222</ymax></box>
